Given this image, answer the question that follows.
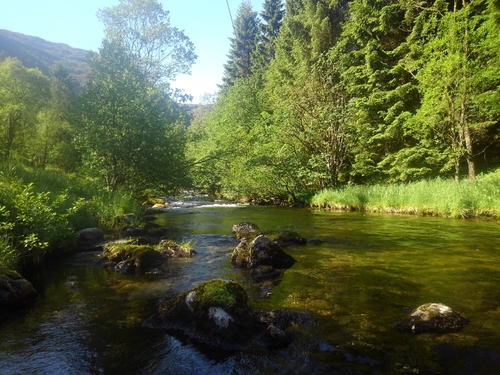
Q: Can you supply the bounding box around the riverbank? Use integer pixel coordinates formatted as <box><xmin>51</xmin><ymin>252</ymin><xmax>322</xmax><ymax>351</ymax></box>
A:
<box><xmin>310</xmin><ymin>169</ymin><xmax>500</xmax><ymax>219</ymax></box>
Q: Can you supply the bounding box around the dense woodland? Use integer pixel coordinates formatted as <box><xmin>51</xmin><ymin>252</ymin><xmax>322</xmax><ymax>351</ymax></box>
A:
<box><xmin>1</xmin><ymin>0</ymin><xmax>500</xmax><ymax>268</ymax></box>
<box><xmin>190</xmin><ymin>0</ymin><xmax>500</xmax><ymax>201</ymax></box>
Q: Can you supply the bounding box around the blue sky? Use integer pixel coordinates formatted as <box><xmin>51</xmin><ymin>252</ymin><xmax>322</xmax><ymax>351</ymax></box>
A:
<box><xmin>1</xmin><ymin>0</ymin><xmax>266</xmax><ymax>103</ymax></box>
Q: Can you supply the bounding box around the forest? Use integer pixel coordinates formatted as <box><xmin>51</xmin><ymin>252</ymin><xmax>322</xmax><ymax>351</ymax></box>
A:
<box><xmin>190</xmin><ymin>0</ymin><xmax>500</xmax><ymax>201</ymax></box>
<box><xmin>1</xmin><ymin>0</ymin><xmax>500</xmax><ymax>270</ymax></box>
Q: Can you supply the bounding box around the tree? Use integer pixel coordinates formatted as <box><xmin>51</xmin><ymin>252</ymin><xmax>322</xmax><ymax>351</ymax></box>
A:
<box><xmin>252</xmin><ymin>0</ymin><xmax>285</xmax><ymax>70</ymax></box>
<box><xmin>97</xmin><ymin>0</ymin><xmax>197</xmax><ymax>86</ymax></box>
<box><xmin>221</xmin><ymin>1</ymin><xmax>260</xmax><ymax>88</ymax></box>
<box><xmin>77</xmin><ymin>41</ymin><xmax>187</xmax><ymax>193</ymax></box>
<box><xmin>0</xmin><ymin>58</ymin><xmax>50</xmax><ymax>162</ymax></box>
<box><xmin>412</xmin><ymin>0</ymin><xmax>500</xmax><ymax>181</ymax></box>
<box><xmin>331</xmin><ymin>0</ymin><xmax>427</xmax><ymax>183</ymax></box>
<box><xmin>26</xmin><ymin>64</ymin><xmax>78</xmax><ymax>170</ymax></box>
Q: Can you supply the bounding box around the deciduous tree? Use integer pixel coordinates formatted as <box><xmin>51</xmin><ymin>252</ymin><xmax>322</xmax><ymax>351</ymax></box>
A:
<box><xmin>97</xmin><ymin>0</ymin><xmax>197</xmax><ymax>86</ymax></box>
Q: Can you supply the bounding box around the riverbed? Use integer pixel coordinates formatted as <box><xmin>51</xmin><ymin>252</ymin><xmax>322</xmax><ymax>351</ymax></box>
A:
<box><xmin>1</xmin><ymin>203</ymin><xmax>500</xmax><ymax>374</ymax></box>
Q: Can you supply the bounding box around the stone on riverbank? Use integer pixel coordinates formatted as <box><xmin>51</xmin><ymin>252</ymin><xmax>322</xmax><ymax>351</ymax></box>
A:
<box><xmin>0</xmin><ymin>266</ymin><xmax>36</xmax><ymax>306</ymax></box>
<box><xmin>394</xmin><ymin>303</ymin><xmax>469</xmax><ymax>334</ymax></box>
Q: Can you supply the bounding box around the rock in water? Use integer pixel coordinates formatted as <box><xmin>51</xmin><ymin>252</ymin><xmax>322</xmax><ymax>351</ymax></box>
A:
<box><xmin>231</xmin><ymin>235</ymin><xmax>296</xmax><ymax>269</ymax></box>
<box><xmin>143</xmin><ymin>279</ymin><xmax>263</xmax><ymax>349</ymax></box>
<box><xmin>231</xmin><ymin>222</ymin><xmax>261</xmax><ymax>240</ymax></box>
<box><xmin>144</xmin><ymin>279</ymin><xmax>313</xmax><ymax>350</ymax></box>
<box><xmin>394</xmin><ymin>303</ymin><xmax>469</xmax><ymax>334</ymax></box>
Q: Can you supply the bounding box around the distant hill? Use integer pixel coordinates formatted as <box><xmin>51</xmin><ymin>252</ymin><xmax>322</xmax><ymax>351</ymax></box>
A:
<box><xmin>0</xmin><ymin>29</ymin><xmax>94</xmax><ymax>90</ymax></box>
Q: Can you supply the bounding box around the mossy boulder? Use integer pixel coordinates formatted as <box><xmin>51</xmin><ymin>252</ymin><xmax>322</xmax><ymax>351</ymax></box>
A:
<box><xmin>144</xmin><ymin>279</ymin><xmax>313</xmax><ymax>350</ymax></box>
<box><xmin>394</xmin><ymin>303</ymin><xmax>469</xmax><ymax>334</ymax></box>
<box><xmin>102</xmin><ymin>243</ymin><xmax>168</xmax><ymax>273</ymax></box>
<box><xmin>231</xmin><ymin>235</ymin><xmax>296</xmax><ymax>270</ymax></box>
<box><xmin>0</xmin><ymin>264</ymin><xmax>36</xmax><ymax>306</ymax></box>
<box><xmin>144</xmin><ymin>279</ymin><xmax>263</xmax><ymax>349</ymax></box>
<box><xmin>232</xmin><ymin>222</ymin><xmax>261</xmax><ymax>241</ymax></box>
<box><xmin>158</xmin><ymin>239</ymin><xmax>194</xmax><ymax>258</ymax></box>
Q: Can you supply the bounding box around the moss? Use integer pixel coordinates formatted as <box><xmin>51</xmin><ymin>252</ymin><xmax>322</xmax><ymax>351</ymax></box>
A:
<box><xmin>193</xmin><ymin>279</ymin><xmax>248</xmax><ymax>312</ymax></box>
<box><xmin>0</xmin><ymin>263</ymin><xmax>22</xmax><ymax>279</ymax></box>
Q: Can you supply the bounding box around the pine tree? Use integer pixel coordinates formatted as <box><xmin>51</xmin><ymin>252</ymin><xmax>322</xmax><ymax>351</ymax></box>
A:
<box><xmin>252</xmin><ymin>0</ymin><xmax>285</xmax><ymax>70</ymax></box>
<box><xmin>221</xmin><ymin>1</ymin><xmax>259</xmax><ymax>88</ymax></box>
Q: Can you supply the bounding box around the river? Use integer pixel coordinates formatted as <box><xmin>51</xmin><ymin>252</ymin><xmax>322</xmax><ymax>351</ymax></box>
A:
<box><xmin>1</xmin><ymin>202</ymin><xmax>500</xmax><ymax>374</ymax></box>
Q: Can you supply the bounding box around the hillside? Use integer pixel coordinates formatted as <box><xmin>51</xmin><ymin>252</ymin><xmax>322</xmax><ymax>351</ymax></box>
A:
<box><xmin>0</xmin><ymin>29</ymin><xmax>94</xmax><ymax>89</ymax></box>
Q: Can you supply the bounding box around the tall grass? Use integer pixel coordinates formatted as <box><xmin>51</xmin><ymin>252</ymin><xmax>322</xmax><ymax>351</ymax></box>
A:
<box><xmin>310</xmin><ymin>169</ymin><xmax>500</xmax><ymax>218</ymax></box>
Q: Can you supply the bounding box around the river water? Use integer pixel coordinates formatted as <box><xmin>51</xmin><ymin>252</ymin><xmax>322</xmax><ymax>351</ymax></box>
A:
<box><xmin>1</xmin><ymin>202</ymin><xmax>500</xmax><ymax>374</ymax></box>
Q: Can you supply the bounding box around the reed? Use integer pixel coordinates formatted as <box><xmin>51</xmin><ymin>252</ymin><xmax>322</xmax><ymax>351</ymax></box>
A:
<box><xmin>310</xmin><ymin>170</ymin><xmax>500</xmax><ymax>218</ymax></box>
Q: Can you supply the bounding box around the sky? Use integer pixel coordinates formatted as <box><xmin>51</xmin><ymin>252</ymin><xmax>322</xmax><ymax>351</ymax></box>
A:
<box><xmin>0</xmin><ymin>0</ymin><xmax>266</xmax><ymax>103</ymax></box>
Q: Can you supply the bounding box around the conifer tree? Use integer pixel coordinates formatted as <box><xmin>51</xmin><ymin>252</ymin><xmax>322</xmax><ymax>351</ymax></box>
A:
<box><xmin>252</xmin><ymin>0</ymin><xmax>284</xmax><ymax>70</ymax></box>
<box><xmin>221</xmin><ymin>1</ymin><xmax>259</xmax><ymax>88</ymax></box>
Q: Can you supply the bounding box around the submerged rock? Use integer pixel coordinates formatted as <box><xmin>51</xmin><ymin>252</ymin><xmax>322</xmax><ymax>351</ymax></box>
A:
<box><xmin>394</xmin><ymin>303</ymin><xmax>469</xmax><ymax>334</ymax></box>
<box><xmin>231</xmin><ymin>235</ymin><xmax>296</xmax><ymax>270</ymax></box>
<box><xmin>232</xmin><ymin>222</ymin><xmax>261</xmax><ymax>241</ymax></box>
<box><xmin>144</xmin><ymin>279</ymin><xmax>312</xmax><ymax>350</ymax></box>
<box><xmin>266</xmin><ymin>228</ymin><xmax>307</xmax><ymax>248</ymax></box>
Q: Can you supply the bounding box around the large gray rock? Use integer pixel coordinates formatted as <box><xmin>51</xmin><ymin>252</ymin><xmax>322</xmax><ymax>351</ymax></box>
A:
<box><xmin>78</xmin><ymin>227</ymin><xmax>104</xmax><ymax>242</ymax></box>
<box><xmin>394</xmin><ymin>303</ymin><xmax>469</xmax><ymax>334</ymax></box>
<box><xmin>231</xmin><ymin>235</ymin><xmax>296</xmax><ymax>269</ymax></box>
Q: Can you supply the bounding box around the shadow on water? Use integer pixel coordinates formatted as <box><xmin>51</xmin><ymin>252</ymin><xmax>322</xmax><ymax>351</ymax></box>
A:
<box><xmin>1</xmin><ymin>205</ymin><xmax>500</xmax><ymax>374</ymax></box>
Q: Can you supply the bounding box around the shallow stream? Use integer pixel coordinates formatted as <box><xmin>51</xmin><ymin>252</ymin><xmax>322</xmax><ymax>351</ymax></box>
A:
<box><xmin>1</xmin><ymin>203</ymin><xmax>500</xmax><ymax>374</ymax></box>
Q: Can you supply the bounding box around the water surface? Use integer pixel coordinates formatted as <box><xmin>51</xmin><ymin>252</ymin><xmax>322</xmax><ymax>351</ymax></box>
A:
<box><xmin>1</xmin><ymin>204</ymin><xmax>500</xmax><ymax>374</ymax></box>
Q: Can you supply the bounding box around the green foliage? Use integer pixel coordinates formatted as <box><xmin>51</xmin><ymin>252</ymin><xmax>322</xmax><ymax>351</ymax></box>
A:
<box><xmin>77</xmin><ymin>41</ymin><xmax>188</xmax><ymax>194</ymax></box>
<box><xmin>410</xmin><ymin>0</ymin><xmax>500</xmax><ymax>181</ymax></box>
<box><xmin>0</xmin><ymin>162</ymin><xmax>144</xmax><ymax>268</ymax></box>
<box><xmin>0</xmin><ymin>57</ymin><xmax>51</xmax><ymax>162</ymax></box>
<box><xmin>189</xmin><ymin>0</ymin><xmax>500</xmax><ymax>202</ymax></box>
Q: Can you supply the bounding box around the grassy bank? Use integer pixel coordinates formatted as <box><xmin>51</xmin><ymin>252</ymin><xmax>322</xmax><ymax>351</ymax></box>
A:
<box><xmin>310</xmin><ymin>169</ymin><xmax>500</xmax><ymax>219</ymax></box>
<box><xmin>0</xmin><ymin>163</ymin><xmax>143</xmax><ymax>269</ymax></box>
